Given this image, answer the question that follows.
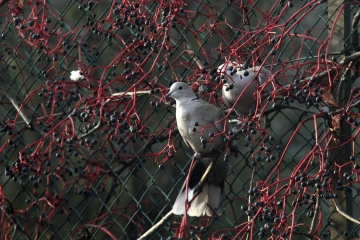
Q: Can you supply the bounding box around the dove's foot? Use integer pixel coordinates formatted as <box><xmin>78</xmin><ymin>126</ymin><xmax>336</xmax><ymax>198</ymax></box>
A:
<box><xmin>231</xmin><ymin>126</ymin><xmax>239</xmax><ymax>135</ymax></box>
<box><xmin>193</xmin><ymin>153</ymin><xmax>202</xmax><ymax>161</ymax></box>
<box><xmin>232</xmin><ymin>124</ymin><xmax>245</xmax><ymax>137</ymax></box>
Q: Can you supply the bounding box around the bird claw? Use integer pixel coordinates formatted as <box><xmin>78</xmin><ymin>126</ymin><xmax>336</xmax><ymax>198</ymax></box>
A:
<box><xmin>231</xmin><ymin>125</ymin><xmax>242</xmax><ymax>136</ymax></box>
<box><xmin>193</xmin><ymin>153</ymin><xmax>202</xmax><ymax>161</ymax></box>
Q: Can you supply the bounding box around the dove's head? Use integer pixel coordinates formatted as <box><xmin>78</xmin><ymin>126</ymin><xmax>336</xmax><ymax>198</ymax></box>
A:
<box><xmin>217</xmin><ymin>62</ymin><xmax>232</xmax><ymax>75</ymax></box>
<box><xmin>165</xmin><ymin>82</ymin><xmax>196</xmax><ymax>100</ymax></box>
<box><xmin>217</xmin><ymin>62</ymin><xmax>244</xmax><ymax>75</ymax></box>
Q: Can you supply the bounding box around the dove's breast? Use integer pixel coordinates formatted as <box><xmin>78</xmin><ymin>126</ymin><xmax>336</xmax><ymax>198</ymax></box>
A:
<box><xmin>176</xmin><ymin>103</ymin><xmax>224</xmax><ymax>154</ymax></box>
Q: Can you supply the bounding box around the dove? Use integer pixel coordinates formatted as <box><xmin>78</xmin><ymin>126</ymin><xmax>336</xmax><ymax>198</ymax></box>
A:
<box><xmin>165</xmin><ymin>82</ymin><xmax>236</xmax><ymax>217</ymax></box>
<box><xmin>218</xmin><ymin>62</ymin><xmax>272</xmax><ymax>117</ymax></box>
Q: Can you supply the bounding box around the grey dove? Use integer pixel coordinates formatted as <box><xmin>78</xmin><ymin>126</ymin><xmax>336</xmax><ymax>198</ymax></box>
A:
<box><xmin>218</xmin><ymin>62</ymin><xmax>272</xmax><ymax>116</ymax></box>
<box><xmin>165</xmin><ymin>82</ymin><xmax>235</xmax><ymax>217</ymax></box>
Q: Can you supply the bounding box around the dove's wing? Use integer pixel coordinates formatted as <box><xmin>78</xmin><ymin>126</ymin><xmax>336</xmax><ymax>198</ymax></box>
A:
<box><xmin>176</xmin><ymin>98</ymin><xmax>227</xmax><ymax>154</ymax></box>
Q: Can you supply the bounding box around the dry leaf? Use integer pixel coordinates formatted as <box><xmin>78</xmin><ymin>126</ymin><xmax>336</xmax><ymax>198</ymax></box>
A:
<box><xmin>321</xmin><ymin>88</ymin><xmax>339</xmax><ymax>108</ymax></box>
<box><xmin>17</xmin><ymin>0</ymin><xmax>24</xmax><ymax>11</ymax></box>
<box><xmin>3</xmin><ymin>0</ymin><xmax>24</xmax><ymax>13</ymax></box>
<box><xmin>330</xmin><ymin>113</ymin><xmax>341</xmax><ymax>145</ymax></box>
<box><xmin>15</xmin><ymin>0</ymin><xmax>24</xmax><ymax>13</ymax></box>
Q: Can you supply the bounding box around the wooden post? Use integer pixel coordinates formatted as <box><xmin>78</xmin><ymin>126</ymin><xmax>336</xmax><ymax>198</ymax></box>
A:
<box><xmin>328</xmin><ymin>1</ymin><xmax>353</xmax><ymax>239</ymax></box>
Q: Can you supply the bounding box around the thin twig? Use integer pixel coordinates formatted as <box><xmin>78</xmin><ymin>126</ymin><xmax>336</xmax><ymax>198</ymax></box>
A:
<box><xmin>332</xmin><ymin>198</ymin><xmax>360</xmax><ymax>225</ymax></box>
<box><xmin>138</xmin><ymin>210</ymin><xmax>173</xmax><ymax>240</ymax></box>
<box><xmin>107</xmin><ymin>90</ymin><xmax>154</xmax><ymax>100</ymax></box>
<box><xmin>0</xmin><ymin>86</ymin><xmax>31</xmax><ymax>126</ymax></box>
<box><xmin>262</xmin><ymin>104</ymin><xmax>318</xmax><ymax>116</ymax></box>
<box><xmin>346</xmin><ymin>87</ymin><xmax>360</xmax><ymax>107</ymax></box>
<box><xmin>228</xmin><ymin>119</ymin><xmax>238</xmax><ymax>123</ymax></box>
<box><xmin>331</xmin><ymin>98</ymin><xmax>360</xmax><ymax>115</ymax></box>
<box><xmin>337</xmin><ymin>60</ymin><xmax>354</xmax><ymax>104</ymax></box>
<box><xmin>246</xmin><ymin>166</ymin><xmax>256</xmax><ymax>240</ymax></box>
<box><xmin>192</xmin><ymin>161</ymin><xmax>214</xmax><ymax>193</ymax></box>
<box><xmin>309</xmin><ymin>191</ymin><xmax>320</xmax><ymax>234</ymax></box>
<box><xmin>339</xmin><ymin>51</ymin><xmax>360</xmax><ymax>65</ymax></box>
<box><xmin>106</xmin><ymin>89</ymin><xmax>174</xmax><ymax>107</ymax></box>
<box><xmin>10</xmin><ymin>225</ymin><xmax>17</xmax><ymax>240</ymax></box>
<box><xmin>187</xmin><ymin>50</ymin><xmax>206</xmax><ymax>70</ymax></box>
<box><xmin>106</xmin><ymin>90</ymin><xmax>154</xmax><ymax>104</ymax></box>
<box><xmin>78</xmin><ymin>118</ymin><xmax>102</xmax><ymax>139</ymax></box>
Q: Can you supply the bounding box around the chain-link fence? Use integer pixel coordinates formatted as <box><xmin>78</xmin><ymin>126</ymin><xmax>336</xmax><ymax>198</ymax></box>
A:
<box><xmin>0</xmin><ymin>0</ymin><xmax>359</xmax><ymax>239</ymax></box>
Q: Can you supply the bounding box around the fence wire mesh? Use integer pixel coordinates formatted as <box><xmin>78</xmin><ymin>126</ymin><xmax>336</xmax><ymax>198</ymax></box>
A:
<box><xmin>0</xmin><ymin>0</ymin><xmax>360</xmax><ymax>239</ymax></box>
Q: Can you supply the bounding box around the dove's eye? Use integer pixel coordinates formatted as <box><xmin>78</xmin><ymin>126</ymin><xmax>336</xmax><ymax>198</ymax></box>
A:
<box><xmin>178</xmin><ymin>86</ymin><xmax>183</xmax><ymax>90</ymax></box>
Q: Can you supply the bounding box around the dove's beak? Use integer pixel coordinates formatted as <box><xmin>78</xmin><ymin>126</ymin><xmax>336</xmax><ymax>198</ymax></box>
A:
<box><xmin>165</xmin><ymin>92</ymin><xmax>172</xmax><ymax>98</ymax></box>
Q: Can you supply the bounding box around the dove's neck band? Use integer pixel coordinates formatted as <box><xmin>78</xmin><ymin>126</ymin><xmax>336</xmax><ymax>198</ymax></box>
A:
<box><xmin>191</xmin><ymin>96</ymin><xmax>200</xmax><ymax>101</ymax></box>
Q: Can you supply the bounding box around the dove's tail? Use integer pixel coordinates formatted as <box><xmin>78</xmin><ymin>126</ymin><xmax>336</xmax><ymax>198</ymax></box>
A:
<box><xmin>172</xmin><ymin>183</ymin><xmax>224</xmax><ymax>217</ymax></box>
<box><xmin>172</xmin><ymin>161</ymin><xmax>225</xmax><ymax>217</ymax></box>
